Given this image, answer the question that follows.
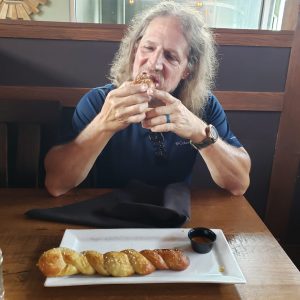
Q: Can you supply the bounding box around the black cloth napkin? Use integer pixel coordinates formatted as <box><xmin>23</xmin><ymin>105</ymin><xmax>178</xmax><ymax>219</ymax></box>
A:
<box><xmin>25</xmin><ymin>181</ymin><xmax>190</xmax><ymax>228</ymax></box>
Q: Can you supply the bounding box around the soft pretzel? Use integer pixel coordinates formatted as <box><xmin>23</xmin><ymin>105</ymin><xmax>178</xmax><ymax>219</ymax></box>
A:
<box><xmin>133</xmin><ymin>72</ymin><xmax>155</xmax><ymax>88</ymax></box>
<box><xmin>133</xmin><ymin>72</ymin><xmax>164</xmax><ymax>108</ymax></box>
<box><xmin>37</xmin><ymin>247</ymin><xmax>189</xmax><ymax>277</ymax></box>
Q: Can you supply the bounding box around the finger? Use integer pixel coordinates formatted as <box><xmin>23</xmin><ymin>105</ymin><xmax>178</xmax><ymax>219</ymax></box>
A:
<box><xmin>116</xmin><ymin>93</ymin><xmax>150</xmax><ymax>108</ymax></box>
<box><xmin>115</xmin><ymin>102</ymin><xmax>149</xmax><ymax>120</ymax></box>
<box><xmin>145</xmin><ymin>103</ymin><xmax>175</xmax><ymax>119</ymax></box>
<box><xmin>150</xmin><ymin>123</ymin><xmax>174</xmax><ymax>133</ymax></box>
<box><xmin>119</xmin><ymin>81</ymin><xmax>131</xmax><ymax>88</ymax></box>
<box><xmin>107</xmin><ymin>87</ymin><xmax>150</xmax><ymax>111</ymax></box>
<box><xmin>142</xmin><ymin>115</ymin><xmax>168</xmax><ymax>128</ymax></box>
<box><xmin>127</xmin><ymin>113</ymin><xmax>147</xmax><ymax>124</ymax></box>
<box><xmin>109</xmin><ymin>84</ymin><xmax>151</xmax><ymax>109</ymax></box>
<box><xmin>114</xmin><ymin>82</ymin><xmax>149</xmax><ymax>98</ymax></box>
<box><xmin>150</xmin><ymin>89</ymin><xmax>178</xmax><ymax>105</ymax></box>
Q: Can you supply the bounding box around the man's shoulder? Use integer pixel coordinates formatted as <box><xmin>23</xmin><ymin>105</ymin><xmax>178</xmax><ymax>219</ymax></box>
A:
<box><xmin>203</xmin><ymin>92</ymin><xmax>223</xmax><ymax>118</ymax></box>
<box><xmin>206</xmin><ymin>92</ymin><xmax>220</xmax><ymax>106</ymax></box>
<box><xmin>77</xmin><ymin>83</ymin><xmax>115</xmax><ymax>109</ymax></box>
<box><xmin>74</xmin><ymin>83</ymin><xmax>115</xmax><ymax>124</ymax></box>
<box><xmin>88</xmin><ymin>83</ymin><xmax>116</xmax><ymax>99</ymax></box>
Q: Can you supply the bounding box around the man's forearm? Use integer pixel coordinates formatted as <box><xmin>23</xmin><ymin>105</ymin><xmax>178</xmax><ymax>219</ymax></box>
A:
<box><xmin>44</xmin><ymin>117</ymin><xmax>113</xmax><ymax>197</ymax></box>
<box><xmin>200</xmin><ymin>139</ymin><xmax>251</xmax><ymax>195</ymax></box>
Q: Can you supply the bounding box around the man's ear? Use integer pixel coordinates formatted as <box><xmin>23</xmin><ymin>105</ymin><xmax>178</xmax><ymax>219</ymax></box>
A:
<box><xmin>182</xmin><ymin>68</ymin><xmax>190</xmax><ymax>80</ymax></box>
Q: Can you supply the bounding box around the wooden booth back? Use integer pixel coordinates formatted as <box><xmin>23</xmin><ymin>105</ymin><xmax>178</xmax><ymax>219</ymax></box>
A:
<box><xmin>0</xmin><ymin>17</ymin><xmax>300</xmax><ymax>257</ymax></box>
<box><xmin>0</xmin><ymin>100</ymin><xmax>61</xmax><ymax>187</ymax></box>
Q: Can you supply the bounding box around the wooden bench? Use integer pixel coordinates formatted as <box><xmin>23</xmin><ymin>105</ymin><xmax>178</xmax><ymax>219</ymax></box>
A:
<box><xmin>0</xmin><ymin>100</ymin><xmax>61</xmax><ymax>187</ymax></box>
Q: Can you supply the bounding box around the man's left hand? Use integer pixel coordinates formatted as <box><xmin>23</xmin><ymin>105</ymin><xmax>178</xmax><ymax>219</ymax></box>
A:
<box><xmin>142</xmin><ymin>89</ymin><xmax>206</xmax><ymax>142</ymax></box>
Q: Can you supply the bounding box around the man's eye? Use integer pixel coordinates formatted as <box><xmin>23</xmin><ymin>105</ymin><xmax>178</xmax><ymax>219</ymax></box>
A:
<box><xmin>143</xmin><ymin>46</ymin><xmax>153</xmax><ymax>51</ymax></box>
<box><xmin>165</xmin><ymin>53</ymin><xmax>179</xmax><ymax>63</ymax></box>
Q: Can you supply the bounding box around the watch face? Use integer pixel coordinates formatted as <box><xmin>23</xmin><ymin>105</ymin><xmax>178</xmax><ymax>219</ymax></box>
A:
<box><xmin>190</xmin><ymin>125</ymin><xmax>219</xmax><ymax>150</ymax></box>
<box><xmin>209</xmin><ymin>125</ymin><xmax>219</xmax><ymax>141</ymax></box>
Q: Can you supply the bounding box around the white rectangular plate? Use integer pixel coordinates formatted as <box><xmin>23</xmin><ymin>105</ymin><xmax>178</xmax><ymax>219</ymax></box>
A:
<box><xmin>45</xmin><ymin>228</ymin><xmax>246</xmax><ymax>286</ymax></box>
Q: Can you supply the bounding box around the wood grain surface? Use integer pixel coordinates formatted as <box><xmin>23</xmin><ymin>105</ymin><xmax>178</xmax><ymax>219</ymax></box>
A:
<box><xmin>0</xmin><ymin>86</ymin><xmax>284</xmax><ymax>111</ymax></box>
<box><xmin>0</xmin><ymin>188</ymin><xmax>299</xmax><ymax>300</ymax></box>
<box><xmin>0</xmin><ymin>20</ymin><xmax>294</xmax><ymax>47</ymax></box>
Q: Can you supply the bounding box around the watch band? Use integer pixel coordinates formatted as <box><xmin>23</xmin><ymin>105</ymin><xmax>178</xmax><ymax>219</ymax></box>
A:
<box><xmin>190</xmin><ymin>124</ymin><xmax>219</xmax><ymax>150</ymax></box>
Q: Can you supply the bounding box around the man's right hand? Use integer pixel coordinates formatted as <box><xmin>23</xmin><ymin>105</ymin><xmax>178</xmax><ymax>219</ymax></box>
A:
<box><xmin>98</xmin><ymin>82</ymin><xmax>151</xmax><ymax>133</ymax></box>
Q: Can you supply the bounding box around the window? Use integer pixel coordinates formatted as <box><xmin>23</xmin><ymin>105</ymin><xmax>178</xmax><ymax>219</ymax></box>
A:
<box><xmin>73</xmin><ymin>0</ymin><xmax>286</xmax><ymax>30</ymax></box>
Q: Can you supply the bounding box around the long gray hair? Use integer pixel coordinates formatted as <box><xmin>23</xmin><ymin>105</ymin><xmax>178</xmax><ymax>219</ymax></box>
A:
<box><xmin>109</xmin><ymin>1</ymin><xmax>218</xmax><ymax>116</ymax></box>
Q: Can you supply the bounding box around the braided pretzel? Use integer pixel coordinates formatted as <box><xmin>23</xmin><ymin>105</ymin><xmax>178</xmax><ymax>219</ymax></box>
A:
<box><xmin>37</xmin><ymin>247</ymin><xmax>190</xmax><ymax>277</ymax></box>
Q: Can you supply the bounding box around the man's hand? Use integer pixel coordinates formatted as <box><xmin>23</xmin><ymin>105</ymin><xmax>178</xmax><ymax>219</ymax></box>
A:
<box><xmin>141</xmin><ymin>88</ymin><xmax>207</xmax><ymax>142</ymax></box>
<box><xmin>99</xmin><ymin>82</ymin><xmax>151</xmax><ymax>133</ymax></box>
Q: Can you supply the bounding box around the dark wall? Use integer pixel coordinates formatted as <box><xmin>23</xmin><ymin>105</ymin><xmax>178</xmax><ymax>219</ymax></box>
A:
<box><xmin>216</xmin><ymin>46</ymin><xmax>290</xmax><ymax>92</ymax></box>
<box><xmin>0</xmin><ymin>39</ymin><xmax>290</xmax><ymax>90</ymax></box>
<box><xmin>0</xmin><ymin>38</ymin><xmax>290</xmax><ymax>218</ymax></box>
<box><xmin>0</xmin><ymin>38</ymin><xmax>118</xmax><ymax>87</ymax></box>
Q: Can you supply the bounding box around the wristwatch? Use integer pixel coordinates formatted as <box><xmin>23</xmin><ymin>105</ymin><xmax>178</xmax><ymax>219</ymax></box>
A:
<box><xmin>190</xmin><ymin>124</ymin><xmax>219</xmax><ymax>150</ymax></box>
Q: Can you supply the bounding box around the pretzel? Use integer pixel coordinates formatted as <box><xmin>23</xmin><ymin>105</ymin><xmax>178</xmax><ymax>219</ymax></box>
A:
<box><xmin>37</xmin><ymin>247</ymin><xmax>190</xmax><ymax>277</ymax></box>
<box><xmin>133</xmin><ymin>72</ymin><xmax>155</xmax><ymax>88</ymax></box>
<box><xmin>133</xmin><ymin>72</ymin><xmax>165</xmax><ymax>108</ymax></box>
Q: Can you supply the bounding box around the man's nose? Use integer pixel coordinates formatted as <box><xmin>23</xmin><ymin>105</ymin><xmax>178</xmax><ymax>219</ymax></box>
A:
<box><xmin>148</xmin><ymin>51</ymin><xmax>163</xmax><ymax>71</ymax></box>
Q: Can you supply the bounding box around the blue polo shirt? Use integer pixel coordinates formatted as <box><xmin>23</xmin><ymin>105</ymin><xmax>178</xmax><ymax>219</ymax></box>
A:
<box><xmin>70</xmin><ymin>84</ymin><xmax>241</xmax><ymax>187</ymax></box>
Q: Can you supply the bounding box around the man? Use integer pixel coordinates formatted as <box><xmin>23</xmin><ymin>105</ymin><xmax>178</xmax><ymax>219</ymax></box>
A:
<box><xmin>45</xmin><ymin>1</ymin><xmax>251</xmax><ymax>197</ymax></box>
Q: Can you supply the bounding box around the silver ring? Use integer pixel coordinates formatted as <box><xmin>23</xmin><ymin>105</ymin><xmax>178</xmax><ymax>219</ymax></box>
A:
<box><xmin>165</xmin><ymin>114</ymin><xmax>171</xmax><ymax>123</ymax></box>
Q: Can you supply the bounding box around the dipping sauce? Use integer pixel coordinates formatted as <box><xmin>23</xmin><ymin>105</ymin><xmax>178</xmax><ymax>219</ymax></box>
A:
<box><xmin>188</xmin><ymin>227</ymin><xmax>217</xmax><ymax>254</ymax></box>
<box><xmin>192</xmin><ymin>236</ymin><xmax>212</xmax><ymax>244</ymax></box>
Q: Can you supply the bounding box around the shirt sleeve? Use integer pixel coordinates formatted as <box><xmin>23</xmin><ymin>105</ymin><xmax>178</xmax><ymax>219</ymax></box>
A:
<box><xmin>72</xmin><ymin>86</ymin><xmax>111</xmax><ymax>134</ymax></box>
<box><xmin>203</xmin><ymin>94</ymin><xmax>242</xmax><ymax>148</ymax></box>
<box><xmin>59</xmin><ymin>84</ymin><xmax>113</xmax><ymax>144</ymax></box>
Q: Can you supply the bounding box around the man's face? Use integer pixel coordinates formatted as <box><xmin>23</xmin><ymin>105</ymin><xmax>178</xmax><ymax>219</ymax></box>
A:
<box><xmin>132</xmin><ymin>16</ymin><xmax>189</xmax><ymax>93</ymax></box>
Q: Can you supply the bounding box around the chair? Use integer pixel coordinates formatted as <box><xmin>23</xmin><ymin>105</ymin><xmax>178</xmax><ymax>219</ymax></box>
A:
<box><xmin>0</xmin><ymin>100</ymin><xmax>61</xmax><ymax>187</ymax></box>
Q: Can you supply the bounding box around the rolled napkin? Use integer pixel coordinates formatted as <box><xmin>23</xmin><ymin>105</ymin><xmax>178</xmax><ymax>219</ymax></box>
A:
<box><xmin>26</xmin><ymin>181</ymin><xmax>190</xmax><ymax>228</ymax></box>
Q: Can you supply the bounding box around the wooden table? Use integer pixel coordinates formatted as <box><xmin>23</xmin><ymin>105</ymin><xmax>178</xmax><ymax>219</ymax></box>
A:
<box><xmin>0</xmin><ymin>188</ymin><xmax>299</xmax><ymax>300</ymax></box>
